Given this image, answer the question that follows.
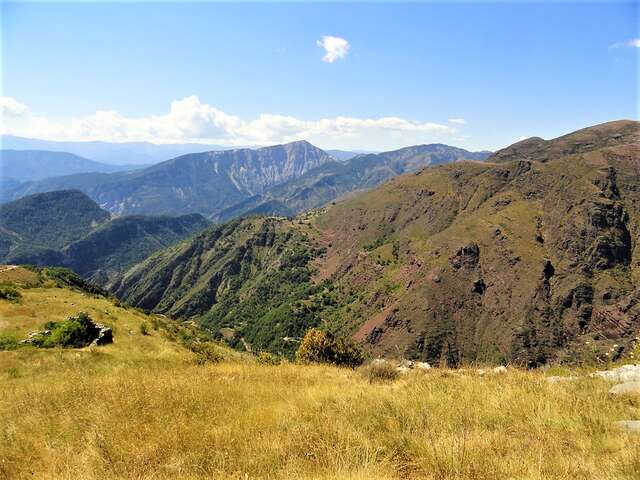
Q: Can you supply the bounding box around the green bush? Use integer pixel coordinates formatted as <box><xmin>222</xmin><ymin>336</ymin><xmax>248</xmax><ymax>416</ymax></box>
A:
<box><xmin>41</xmin><ymin>312</ymin><xmax>96</xmax><ymax>348</ymax></box>
<box><xmin>296</xmin><ymin>328</ymin><xmax>364</xmax><ymax>368</ymax></box>
<box><xmin>0</xmin><ymin>332</ymin><xmax>19</xmax><ymax>351</ymax></box>
<box><xmin>0</xmin><ymin>285</ymin><xmax>22</xmax><ymax>303</ymax></box>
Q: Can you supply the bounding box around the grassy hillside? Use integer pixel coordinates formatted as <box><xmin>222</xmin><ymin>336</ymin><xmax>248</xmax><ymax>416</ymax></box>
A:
<box><xmin>115</xmin><ymin>120</ymin><xmax>640</xmax><ymax>365</ymax></box>
<box><xmin>2</xmin><ymin>266</ymin><xmax>639</xmax><ymax>479</ymax></box>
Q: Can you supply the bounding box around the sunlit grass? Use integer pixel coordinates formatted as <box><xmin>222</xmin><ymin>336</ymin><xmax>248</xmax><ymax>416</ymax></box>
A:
<box><xmin>1</xmin><ymin>357</ymin><xmax>639</xmax><ymax>480</ymax></box>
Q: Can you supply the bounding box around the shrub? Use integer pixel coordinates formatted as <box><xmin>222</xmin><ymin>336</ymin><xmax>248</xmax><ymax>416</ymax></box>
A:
<box><xmin>256</xmin><ymin>351</ymin><xmax>282</xmax><ymax>365</ymax></box>
<box><xmin>296</xmin><ymin>328</ymin><xmax>364</xmax><ymax>368</ymax></box>
<box><xmin>0</xmin><ymin>332</ymin><xmax>19</xmax><ymax>351</ymax></box>
<box><xmin>190</xmin><ymin>342</ymin><xmax>223</xmax><ymax>365</ymax></box>
<box><xmin>0</xmin><ymin>285</ymin><xmax>22</xmax><ymax>303</ymax></box>
<box><xmin>42</xmin><ymin>312</ymin><xmax>96</xmax><ymax>348</ymax></box>
<box><xmin>360</xmin><ymin>360</ymin><xmax>399</xmax><ymax>383</ymax></box>
<box><xmin>139</xmin><ymin>322</ymin><xmax>150</xmax><ymax>336</ymax></box>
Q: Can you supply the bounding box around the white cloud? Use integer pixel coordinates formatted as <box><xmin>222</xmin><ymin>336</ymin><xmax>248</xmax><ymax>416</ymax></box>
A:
<box><xmin>0</xmin><ymin>96</ymin><xmax>29</xmax><ymax>117</ymax></box>
<box><xmin>448</xmin><ymin>118</ymin><xmax>467</xmax><ymax>125</ymax></box>
<box><xmin>0</xmin><ymin>95</ymin><xmax>458</xmax><ymax>150</ymax></box>
<box><xmin>316</xmin><ymin>36</ymin><xmax>350</xmax><ymax>63</ymax></box>
<box><xmin>610</xmin><ymin>38</ymin><xmax>640</xmax><ymax>49</ymax></box>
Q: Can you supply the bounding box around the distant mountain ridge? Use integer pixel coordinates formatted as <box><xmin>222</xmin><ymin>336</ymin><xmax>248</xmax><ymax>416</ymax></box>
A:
<box><xmin>6</xmin><ymin>140</ymin><xmax>490</xmax><ymax>222</ymax></box>
<box><xmin>0</xmin><ymin>135</ymin><xmax>232</xmax><ymax>166</ymax></box>
<box><xmin>213</xmin><ymin>143</ymin><xmax>490</xmax><ymax>222</ymax></box>
<box><xmin>0</xmin><ymin>149</ymin><xmax>140</xmax><ymax>183</ymax></box>
<box><xmin>0</xmin><ymin>190</ymin><xmax>210</xmax><ymax>286</ymax></box>
<box><xmin>7</xmin><ymin>140</ymin><xmax>333</xmax><ymax>217</ymax></box>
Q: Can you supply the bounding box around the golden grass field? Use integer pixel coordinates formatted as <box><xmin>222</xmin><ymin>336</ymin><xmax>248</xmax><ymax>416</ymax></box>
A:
<box><xmin>1</xmin><ymin>271</ymin><xmax>640</xmax><ymax>479</ymax></box>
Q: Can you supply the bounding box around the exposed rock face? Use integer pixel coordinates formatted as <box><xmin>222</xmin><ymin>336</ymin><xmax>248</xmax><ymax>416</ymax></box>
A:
<box><xmin>313</xmin><ymin>120</ymin><xmax>640</xmax><ymax>366</ymax></box>
<box><xmin>91</xmin><ymin>323</ymin><xmax>113</xmax><ymax>346</ymax></box>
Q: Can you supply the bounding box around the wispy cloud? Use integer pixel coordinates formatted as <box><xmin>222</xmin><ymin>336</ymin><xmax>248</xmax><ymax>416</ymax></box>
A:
<box><xmin>0</xmin><ymin>96</ymin><xmax>29</xmax><ymax>117</ymax></box>
<box><xmin>448</xmin><ymin>118</ymin><xmax>467</xmax><ymax>125</ymax></box>
<box><xmin>610</xmin><ymin>38</ymin><xmax>640</xmax><ymax>49</ymax></box>
<box><xmin>0</xmin><ymin>96</ymin><xmax>458</xmax><ymax>150</ymax></box>
<box><xmin>316</xmin><ymin>36</ymin><xmax>350</xmax><ymax>63</ymax></box>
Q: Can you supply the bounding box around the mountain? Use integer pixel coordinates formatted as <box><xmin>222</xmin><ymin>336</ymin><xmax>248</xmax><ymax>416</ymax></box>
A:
<box><xmin>0</xmin><ymin>149</ymin><xmax>141</xmax><ymax>183</ymax></box>
<box><xmin>8</xmin><ymin>140</ymin><xmax>335</xmax><ymax>217</ymax></box>
<box><xmin>114</xmin><ymin>120</ymin><xmax>640</xmax><ymax>365</ymax></box>
<box><xmin>0</xmin><ymin>135</ymin><xmax>232</xmax><ymax>166</ymax></box>
<box><xmin>212</xmin><ymin>144</ymin><xmax>490</xmax><ymax>222</ymax></box>
<box><xmin>0</xmin><ymin>190</ymin><xmax>210</xmax><ymax>286</ymax></box>
<box><xmin>326</xmin><ymin>149</ymin><xmax>374</xmax><ymax>161</ymax></box>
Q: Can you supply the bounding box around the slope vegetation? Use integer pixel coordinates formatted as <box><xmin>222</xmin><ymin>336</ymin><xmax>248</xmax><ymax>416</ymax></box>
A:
<box><xmin>113</xmin><ymin>215</ymin><xmax>326</xmax><ymax>355</ymax></box>
<box><xmin>114</xmin><ymin>120</ymin><xmax>640</xmax><ymax>365</ymax></box>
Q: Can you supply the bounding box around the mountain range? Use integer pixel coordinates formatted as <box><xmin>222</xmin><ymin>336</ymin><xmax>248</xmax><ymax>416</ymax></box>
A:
<box><xmin>0</xmin><ymin>190</ymin><xmax>210</xmax><ymax>286</ymax></box>
<box><xmin>0</xmin><ymin>150</ymin><xmax>141</xmax><ymax>184</ymax></box>
<box><xmin>212</xmin><ymin>144</ymin><xmax>490</xmax><ymax>222</ymax></box>
<box><xmin>0</xmin><ymin>135</ymin><xmax>232</xmax><ymax>166</ymax></box>
<box><xmin>5</xmin><ymin>141</ymin><xmax>489</xmax><ymax>221</ymax></box>
<box><xmin>113</xmin><ymin>120</ymin><xmax>640</xmax><ymax>365</ymax></box>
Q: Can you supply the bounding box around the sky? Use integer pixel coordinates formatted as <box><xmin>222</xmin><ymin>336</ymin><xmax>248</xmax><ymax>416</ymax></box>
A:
<box><xmin>1</xmin><ymin>0</ymin><xmax>638</xmax><ymax>151</ymax></box>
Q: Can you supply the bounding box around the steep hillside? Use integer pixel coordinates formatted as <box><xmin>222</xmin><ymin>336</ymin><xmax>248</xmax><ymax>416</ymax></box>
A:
<box><xmin>313</xmin><ymin>120</ymin><xmax>639</xmax><ymax>365</ymax></box>
<box><xmin>0</xmin><ymin>191</ymin><xmax>210</xmax><ymax>285</ymax></box>
<box><xmin>113</xmin><ymin>216</ymin><xmax>325</xmax><ymax>355</ymax></box>
<box><xmin>9</xmin><ymin>140</ymin><xmax>333</xmax><ymax>217</ymax></box>
<box><xmin>0</xmin><ymin>149</ymin><xmax>138</xmax><ymax>183</ymax></box>
<box><xmin>114</xmin><ymin>120</ymin><xmax>640</xmax><ymax>365</ymax></box>
<box><xmin>213</xmin><ymin>144</ymin><xmax>490</xmax><ymax>222</ymax></box>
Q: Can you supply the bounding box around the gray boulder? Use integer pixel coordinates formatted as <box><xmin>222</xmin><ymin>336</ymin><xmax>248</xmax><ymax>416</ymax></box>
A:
<box><xmin>609</xmin><ymin>382</ymin><xmax>640</xmax><ymax>396</ymax></box>
<box><xmin>593</xmin><ymin>364</ymin><xmax>640</xmax><ymax>383</ymax></box>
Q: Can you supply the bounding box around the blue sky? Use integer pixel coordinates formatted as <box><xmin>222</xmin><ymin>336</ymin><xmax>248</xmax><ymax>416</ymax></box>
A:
<box><xmin>1</xmin><ymin>1</ymin><xmax>638</xmax><ymax>151</ymax></box>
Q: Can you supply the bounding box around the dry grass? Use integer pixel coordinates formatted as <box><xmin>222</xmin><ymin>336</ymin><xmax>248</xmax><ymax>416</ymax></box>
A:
<box><xmin>1</xmin><ymin>281</ymin><xmax>640</xmax><ymax>479</ymax></box>
<box><xmin>1</xmin><ymin>357</ymin><xmax>640</xmax><ymax>479</ymax></box>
